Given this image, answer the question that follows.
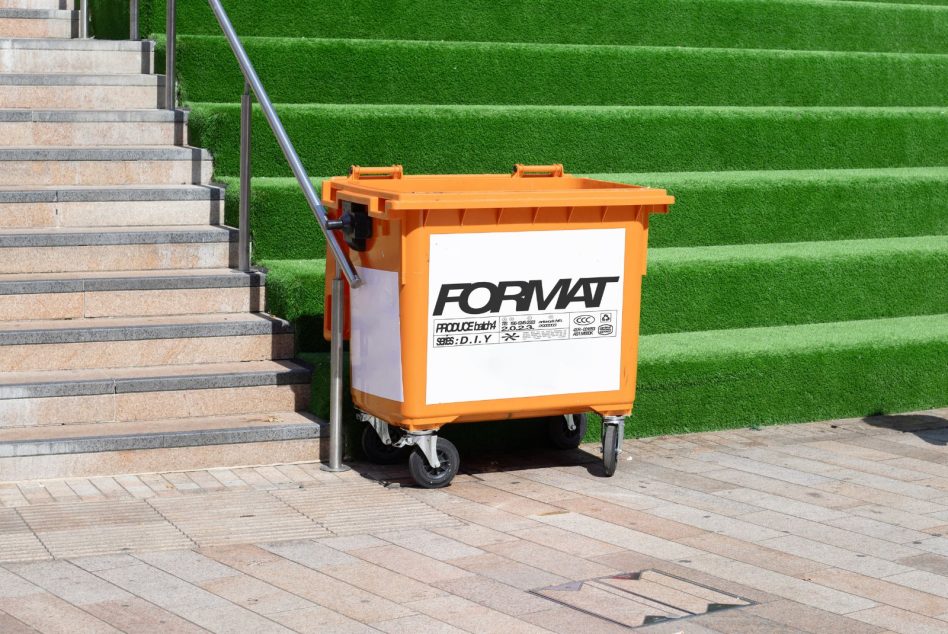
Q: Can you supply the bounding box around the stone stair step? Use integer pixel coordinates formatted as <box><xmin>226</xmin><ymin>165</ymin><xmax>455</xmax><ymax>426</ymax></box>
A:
<box><xmin>0</xmin><ymin>313</ymin><xmax>295</xmax><ymax>372</ymax></box>
<box><xmin>0</xmin><ymin>8</ymin><xmax>75</xmax><ymax>38</ymax></box>
<box><xmin>0</xmin><ymin>184</ymin><xmax>225</xmax><ymax>229</ymax></box>
<box><xmin>0</xmin><ymin>0</ymin><xmax>68</xmax><ymax>10</ymax></box>
<box><xmin>0</xmin><ymin>73</ymin><xmax>166</xmax><ymax>109</ymax></box>
<box><xmin>0</xmin><ymin>411</ymin><xmax>325</xmax><ymax>481</ymax></box>
<box><xmin>0</xmin><ymin>268</ymin><xmax>265</xmax><ymax>320</ymax></box>
<box><xmin>0</xmin><ymin>109</ymin><xmax>186</xmax><ymax>147</ymax></box>
<box><xmin>0</xmin><ymin>146</ymin><xmax>212</xmax><ymax>186</ymax></box>
<box><xmin>0</xmin><ymin>37</ymin><xmax>153</xmax><ymax>73</ymax></box>
<box><xmin>0</xmin><ymin>359</ymin><xmax>312</xmax><ymax>426</ymax></box>
<box><xmin>0</xmin><ymin>225</ymin><xmax>237</xmax><ymax>273</ymax></box>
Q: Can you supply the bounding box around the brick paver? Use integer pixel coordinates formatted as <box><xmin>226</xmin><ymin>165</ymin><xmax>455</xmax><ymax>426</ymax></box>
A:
<box><xmin>0</xmin><ymin>407</ymin><xmax>945</xmax><ymax>632</ymax></box>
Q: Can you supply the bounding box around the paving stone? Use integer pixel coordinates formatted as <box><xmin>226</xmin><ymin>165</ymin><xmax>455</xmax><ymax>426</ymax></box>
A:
<box><xmin>647</xmin><ymin>502</ymin><xmax>786</xmax><ymax>542</ymax></box>
<box><xmin>714</xmin><ymin>486</ymin><xmax>850</xmax><ymax>521</ymax></box>
<box><xmin>371</xmin><ymin>613</ymin><xmax>465</xmax><ymax>633</ymax></box>
<box><xmin>199</xmin><ymin>574</ymin><xmax>314</xmax><ymax>615</ymax></box>
<box><xmin>375</xmin><ymin>528</ymin><xmax>485</xmax><ymax>561</ymax></box>
<box><xmin>555</xmin><ymin>496</ymin><xmax>707</xmax><ymax>540</ymax></box>
<box><xmin>351</xmin><ymin>544</ymin><xmax>474</xmax><ymax>584</ymax></box>
<box><xmin>0</xmin><ymin>610</ymin><xmax>39</xmax><ymax>634</ymax></box>
<box><xmin>5</xmin><ymin>559</ymin><xmax>131</xmax><ymax>605</ymax></box>
<box><xmin>0</xmin><ymin>509</ymin><xmax>48</xmax><ymax>563</ymax></box>
<box><xmin>135</xmin><ymin>549</ymin><xmax>240</xmax><ymax>584</ymax></box>
<box><xmin>897</xmin><ymin>554</ymin><xmax>948</xmax><ymax>577</ymax></box>
<box><xmin>0</xmin><ymin>592</ymin><xmax>123</xmax><ymax>634</ymax></box>
<box><xmin>0</xmin><ymin>483</ymin><xmax>29</xmax><ymax>507</ymax></box>
<box><xmin>83</xmin><ymin>598</ymin><xmax>209</xmax><ymax>634</ymax></box>
<box><xmin>111</xmin><ymin>475</ymin><xmax>155</xmax><ymax>500</ymax></box>
<box><xmin>694</xmin><ymin>451</ymin><xmax>832</xmax><ymax>487</ymax></box>
<box><xmin>267</xmin><ymin>605</ymin><xmax>376</xmax><ymax>634</ymax></box>
<box><xmin>275</xmin><ymin>480</ymin><xmax>459</xmax><ymax>536</ymax></box>
<box><xmin>520</xmin><ymin>606</ymin><xmax>631</xmax><ymax>634</ymax></box>
<box><xmin>148</xmin><ymin>490</ymin><xmax>328</xmax><ymax>547</ymax></box>
<box><xmin>484</xmin><ymin>538</ymin><xmax>618</xmax><ymax>580</ymax></box>
<box><xmin>15</xmin><ymin>482</ymin><xmax>54</xmax><ymax>505</ymax></box>
<box><xmin>87</xmin><ymin>477</ymin><xmax>132</xmax><ymax>500</ymax></box>
<box><xmin>406</xmin><ymin>489</ymin><xmax>541</xmax><ymax>532</ymax></box>
<box><xmin>759</xmin><ymin>535</ymin><xmax>913</xmax><ymax>577</ymax></box>
<box><xmin>446</xmin><ymin>482</ymin><xmax>564</xmax><ymax>517</ymax></box>
<box><xmin>883</xmin><ymin>570</ymin><xmax>948</xmax><ymax>599</ymax></box>
<box><xmin>405</xmin><ymin>594</ymin><xmax>550</xmax><ymax>634</ymax></box>
<box><xmin>826</xmin><ymin>515</ymin><xmax>935</xmax><ymax>544</ymax></box>
<box><xmin>206</xmin><ymin>543</ymin><xmax>414</xmax><ymax>623</ymax></box>
<box><xmin>508</xmin><ymin>524</ymin><xmax>625</xmax><ymax>558</ymax></box>
<box><xmin>677</xmin><ymin>532</ymin><xmax>828</xmax><ymax>577</ymax></box>
<box><xmin>321</xmin><ymin>559</ymin><xmax>446</xmax><ymax>603</ymax></box>
<box><xmin>39</xmin><ymin>480</ymin><xmax>80</xmax><ymax>503</ymax></box>
<box><xmin>434</xmin><ymin>575</ymin><xmax>555</xmax><ymax>616</ymax></box>
<box><xmin>447</xmin><ymin>552</ymin><xmax>568</xmax><ymax>591</ymax></box>
<box><xmin>261</xmin><ymin>539</ymin><xmax>358</xmax><ymax>569</ymax></box>
<box><xmin>431</xmin><ymin>522</ymin><xmax>519</xmax><ymax>548</ymax></box>
<box><xmin>747</xmin><ymin>599</ymin><xmax>886</xmax><ymax>634</ymax></box>
<box><xmin>317</xmin><ymin>534</ymin><xmax>388</xmax><ymax>552</ymax></box>
<box><xmin>848</xmin><ymin>604</ymin><xmax>948</xmax><ymax>634</ymax></box>
<box><xmin>805</xmin><ymin>567</ymin><xmax>948</xmax><ymax>616</ymax></box>
<box><xmin>851</xmin><ymin>503</ymin><xmax>948</xmax><ymax>530</ymax></box>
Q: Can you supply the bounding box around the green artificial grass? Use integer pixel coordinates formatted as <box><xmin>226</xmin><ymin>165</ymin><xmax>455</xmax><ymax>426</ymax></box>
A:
<box><xmin>139</xmin><ymin>0</ymin><xmax>948</xmax><ymax>54</ymax></box>
<box><xmin>259</xmin><ymin>258</ymin><xmax>326</xmax><ymax>321</ymax></box>
<box><xmin>631</xmin><ymin>313</ymin><xmax>948</xmax><ymax>436</ymax></box>
<box><xmin>259</xmin><ymin>236</ymin><xmax>948</xmax><ymax>340</ymax></box>
<box><xmin>89</xmin><ymin>0</ymin><xmax>132</xmax><ymax>39</ymax></box>
<box><xmin>189</xmin><ymin>104</ymin><xmax>948</xmax><ymax>178</ymax></box>
<box><xmin>222</xmin><ymin>169</ymin><xmax>948</xmax><ymax>258</ymax></box>
<box><xmin>301</xmin><ymin>314</ymin><xmax>948</xmax><ymax>439</ymax></box>
<box><xmin>174</xmin><ymin>36</ymin><xmax>948</xmax><ymax>108</ymax></box>
<box><xmin>219</xmin><ymin>177</ymin><xmax>326</xmax><ymax>261</ymax></box>
<box><xmin>642</xmin><ymin>236</ymin><xmax>948</xmax><ymax>334</ymax></box>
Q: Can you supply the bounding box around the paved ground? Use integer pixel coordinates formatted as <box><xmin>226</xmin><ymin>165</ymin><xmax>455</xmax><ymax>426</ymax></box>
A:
<box><xmin>0</xmin><ymin>408</ymin><xmax>946</xmax><ymax>633</ymax></box>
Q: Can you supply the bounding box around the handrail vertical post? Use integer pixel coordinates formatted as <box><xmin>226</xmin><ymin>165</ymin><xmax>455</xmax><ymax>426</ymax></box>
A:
<box><xmin>129</xmin><ymin>0</ymin><xmax>139</xmax><ymax>40</ymax></box>
<box><xmin>322</xmin><ymin>267</ymin><xmax>350</xmax><ymax>472</ymax></box>
<box><xmin>164</xmin><ymin>0</ymin><xmax>176</xmax><ymax>109</ymax></box>
<box><xmin>238</xmin><ymin>82</ymin><xmax>252</xmax><ymax>273</ymax></box>
<box><xmin>78</xmin><ymin>0</ymin><xmax>88</xmax><ymax>38</ymax></box>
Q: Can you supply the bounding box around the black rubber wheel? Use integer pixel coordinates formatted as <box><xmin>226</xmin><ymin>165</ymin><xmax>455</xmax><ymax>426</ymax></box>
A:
<box><xmin>361</xmin><ymin>424</ymin><xmax>410</xmax><ymax>465</ymax></box>
<box><xmin>602</xmin><ymin>424</ymin><xmax>619</xmax><ymax>477</ymax></box>
<box><xmin>547</xmin><ymin>414</ymin><xmax>588</xmax><ymax>450</ymax></box>
<box><xmin>408</xmin><ymin>437</ymin><xmax>460</xmax><ymax>489</ymax></box>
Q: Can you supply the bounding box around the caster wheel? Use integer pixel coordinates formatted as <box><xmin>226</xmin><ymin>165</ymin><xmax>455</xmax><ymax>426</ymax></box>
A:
<box><xmin>547</xmin><ymin>413</ymin><xmax>588</xmax><ymax>450</ymax></box>
<box><xmin>361</xmin><ymin>424</ymin><xmax>410</xmax><ymax>465</ymax></box>
<box><xmin>602</xmin><ymin>424</ymin><xmax>619</xmax><ymax>477</ymax></box>
<box><xmin>408</xmin><ymin>437</ymin><xmax>460</xmax><ymax>489</ymax></box>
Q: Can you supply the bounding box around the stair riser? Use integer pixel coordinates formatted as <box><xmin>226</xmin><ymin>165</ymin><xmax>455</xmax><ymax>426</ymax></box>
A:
<box><xmin>0</xmin><ymin>333</ymin><xmax>295</xmax><ymax>372</ymax></box>
<box><xmin>0</xmin><ymin>437</ymin><xmax>321</xmax><ymax>481</ymax></box>
<box><xmin>0</xmin><ymin>16</ymin><xmax>74</xmax><ymax>38</ymax></box>
<box><xmin>0</xmin><ymin>49</ymin><xmax>151</xmax><ymax>74</ymax></box>
<box><xmin>0</xmin><ymin>200</ymin><xmax>223</xmax><ymax>229</ymax></box>
<box><xmin>0</xmin><ymin>286</ymin><xmax>265</xmax><ymax>320</ymax></box>
<box><xmin>0</xmin><ymin>120</ymin><xmax>185</xmax><ymax>147</ymax></box>
<box><xmin>0</xmin><ymin>384</ymin><xmax>308</xmax><ymax>427</ymax></box>
<box><xmin>0</xmin><ymin>84</ymin><xmax>163</xmax><ymax>109</ymax></box>
<box><xmin>0</xmin><ymin>159</ymin><xmax>212</xmax><ymax>186</ymax></box>
<box><xmin>0</xmin><ymin>242</ymin><xmax>235</xmax><ymax>274</ymax></box>
<box><xmin>0</xmin><ymin>0</ymin><xmax>69</xmax><ymax>9</ymax></box>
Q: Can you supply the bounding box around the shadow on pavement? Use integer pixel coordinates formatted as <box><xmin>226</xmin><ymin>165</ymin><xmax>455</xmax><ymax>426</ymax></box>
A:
<box><xmin>861</xmin><ymin>413</ymin><xmax>947</xmax><ymax>446</ymax></box>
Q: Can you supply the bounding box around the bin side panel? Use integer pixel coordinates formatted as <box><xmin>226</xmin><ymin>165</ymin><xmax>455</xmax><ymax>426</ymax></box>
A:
<box><xmin>350</xmin><ymin>266</ymin><xmax>404</xmax><ymax>402</ymax></box>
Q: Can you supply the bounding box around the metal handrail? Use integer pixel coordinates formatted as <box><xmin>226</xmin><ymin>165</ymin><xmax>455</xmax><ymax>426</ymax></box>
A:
<box><xmin>203</xmin><ymin>0</ymin><xmax>362</xmax><ymax>287</ymax></box>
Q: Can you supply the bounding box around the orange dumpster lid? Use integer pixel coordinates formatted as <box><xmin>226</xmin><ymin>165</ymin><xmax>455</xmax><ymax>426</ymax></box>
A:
<box><xmin>324</xmin><ymin>164</ymin><xmax>674</xmax><ymax>213</ymax></box>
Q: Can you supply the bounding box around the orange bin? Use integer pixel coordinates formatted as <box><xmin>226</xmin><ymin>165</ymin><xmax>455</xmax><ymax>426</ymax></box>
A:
<box><xmin>323</xmin><ymin>164</ymin><xmax>673</xmax><ymax>486</ymax></box>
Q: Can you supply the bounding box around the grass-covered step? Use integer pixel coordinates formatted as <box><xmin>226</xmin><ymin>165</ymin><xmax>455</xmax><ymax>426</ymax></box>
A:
<box><xmin>642</xmin><ymin>236</ymin><xmax>948</xmax><ymax>334</ymax></box>
<box><xmin>300</xmin><ymin>314</ymin><xmax>948</xmax><ymax>438</ymax></box>
<box><xmin>630</xmin><ymin>313</ymin><xmax>948</xmax><ymax>437</ymax></box>
<box><xmin>140</xmin><ymin>0</ymin><xmax>948</xmax><ymax>54</ymax></box>
<box><xmin>259</xmin><ymin>237</ymin><xmax>948</xmax><ymax>339</ymax></box>
<box><xmin>174</xmin><ymin>36</ymin><xmax>948</xmax><ymax>108</ymax></box>
<box><xmin>190</xmin><ymin>104</ymin><xmax>948</xmax><ymax>178</ymax></box>
<box><xmin>220</xmin><ymin>168</ymin><xmax>948</xmax><ymax>260</ymax></box>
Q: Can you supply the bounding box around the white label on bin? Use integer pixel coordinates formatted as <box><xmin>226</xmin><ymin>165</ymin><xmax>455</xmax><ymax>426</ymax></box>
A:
<box><xmin>426</xmin><ymin>229</ymin><xmax>625</xmax><ymax>404</ymax></box>
<box><xmin>351</xmin><ymin>266</ymin><xmax>404</xmax><ymax>402</ymax></box>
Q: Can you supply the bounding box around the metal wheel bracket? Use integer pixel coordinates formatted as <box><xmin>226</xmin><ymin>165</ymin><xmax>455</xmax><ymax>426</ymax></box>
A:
<box><xmin>396</xmin><ymin>431</ymin><xmax>441</xmax><ymax>469</ymax></box>
<box><xmin>565</xmin><ymin>414</ymin><xmax>577</xmax><ymax>432</ymax></box>
<box><xmin>360</xmin><ymin>412</ymin><xmax>393</xmax><ymax>446</ymax></box>
<box><xmin>602</xmin><ymin>415</ymin><xmax>625</xmax><ymax>455</ymax></box>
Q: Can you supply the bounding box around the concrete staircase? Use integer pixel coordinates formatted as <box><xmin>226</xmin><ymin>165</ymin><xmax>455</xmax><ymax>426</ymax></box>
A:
<box><xmin>0</xmin><ymin>1</ymin><xmax>323</xmax><ymax>481</ymax></box>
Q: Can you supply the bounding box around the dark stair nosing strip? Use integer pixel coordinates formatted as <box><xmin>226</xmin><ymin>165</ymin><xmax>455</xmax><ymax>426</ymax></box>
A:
<box><xmin>0</xmin><ymin>271</ymin><xmax>265</xmax><ymax>295</ymax></box>
<box><xmin>0</xmin><ymin>110</ymin><xmax>186</xmax><ymax>123</ymax></box>
<box><xmin>0</xmin><ymin>185</ymin><xmax>225</xmax><ymax>204</ymax></box>
<box><xmin>0</xmin><ymin>228</ymin><xmax>237</xmax><ymax>248</ymax></box>
<box><xmin>0</xmin><ymin>38</ymin><xmax>154</xmax><ymax>51</ymax></box>
<box><xmin>0</xmin><ymin>367</ymin><xmax>312</xmax><ymax>399</ymax></box>
<box><xmin>0</xmin><ymin>74</ymin><xmax>163</xmax><ymax>86</ymax></box>
<box><xmin>0</xmin><ymin>423</ymin><xmax>327</xmax><ymax>458</ymax></box>
<box><xmin>0</xmin><ymin>147</ymin><xmax>207</xmax><ymax>162</ymax></box>
<box><xmin>0</xmin><ymin>318</ymin><xmax>294</xmax><ymax>346</ymax></box>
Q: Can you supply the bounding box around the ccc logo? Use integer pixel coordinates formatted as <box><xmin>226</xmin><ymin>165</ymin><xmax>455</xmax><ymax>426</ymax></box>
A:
<box><xmin>573</xmin><ymin>315</ymin><xmax>595</xmax><ymax>325</ymax></box>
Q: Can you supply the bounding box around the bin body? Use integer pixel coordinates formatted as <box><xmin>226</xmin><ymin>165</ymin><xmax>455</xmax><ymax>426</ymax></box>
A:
<box><xmin>324</xmin><ymin>167</ymin><xmax>673</xmax><ymax>431</ymax></box>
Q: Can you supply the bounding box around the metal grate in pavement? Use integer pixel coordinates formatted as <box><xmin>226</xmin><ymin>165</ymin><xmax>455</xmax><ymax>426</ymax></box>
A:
<box><xmin>273</xmin><ymin>480</ymin><xmax>460</xmax><ymax>536</ymax></box>
<box><xmin>148</xmin><ymin>489</ymin><xmax>330</xmax><ymax>547</ymax></box>
<box><xmin>532</xmin><ymin>570</ymin><xmax>753</xmax><ymax>630</ymax></box>
<box><xmin>16</xmin><ymin>500</ymin><xmax>191</xmax><ymax>558</ymax></box>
